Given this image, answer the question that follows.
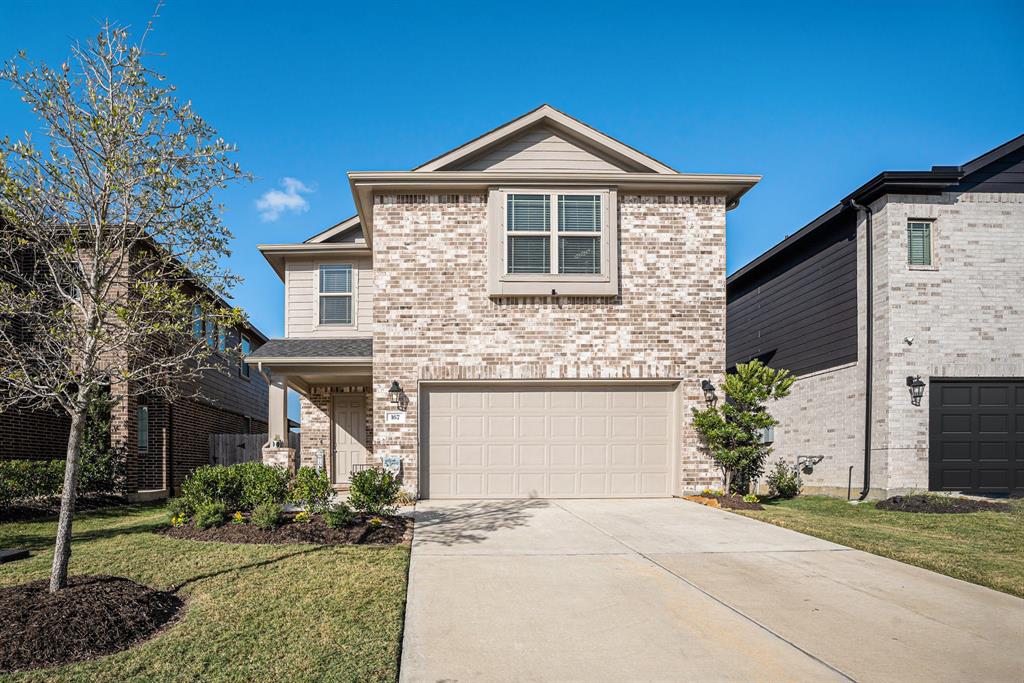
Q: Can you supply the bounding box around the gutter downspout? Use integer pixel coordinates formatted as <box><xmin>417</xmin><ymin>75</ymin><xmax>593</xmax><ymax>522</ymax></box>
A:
<box><xmin>848</xmin><ymin>199</ymin><xmax>873</xmax><ymax>500</ymax></box>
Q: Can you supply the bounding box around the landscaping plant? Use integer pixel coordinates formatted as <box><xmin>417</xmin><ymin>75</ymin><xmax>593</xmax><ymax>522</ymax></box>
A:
<box><xmin>193</xmin><ymin>502</ymin><xmax>228</xmax><ymax>529</ymax></box>
<box><xmin>766</xmin><ymin>459</ymin><xmax>801</xmax><ymax>499</ymax></box>
<box><xmin>234</xmin><ymin>461</ymin><xmax>290</xmax><ymax>510</ymax></box>
<box><xmin>691</xmin><ymin>360</ymin><xmax>794</xmax><ymax>494</ymax></box>
<box><xmin>0</xmin><ymin>25</ymin><xmax>249</xmax><ymax>591</ymax></box>
<box><xmin>325</xmin><ymin>501</ymin><xmax>356</xmax><ymax>529</ymax></box>
<box><xmin>289</xmin><ymin>466</ymin><xmax>333</xmax><ymax>513</ymax></box>
<box><xmin>349</xmin><ymin>469</ymin><xmax>402</xmax><ymax>516</ymax></box>
<box><xmin>179</xmin><ymin>465</ymin><xmax>244</xmax><ymax>514</ymax></box>
<box><xmin>251</xmin><ymin>501</ymin><xmax>284</xmax><ymax>530</ymax></box>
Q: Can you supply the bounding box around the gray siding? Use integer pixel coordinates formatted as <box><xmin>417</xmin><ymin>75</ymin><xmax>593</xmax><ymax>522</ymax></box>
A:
<box><xmin>456</xmin><ymin>125</ymin><xmax>632</xmax><ymax>173</ymax></box>
<box><xmin>285</xmin><ymin>255</ymin><xmax>373</xmax><ymax>337</ymax></box>
<box><xmin>727</xmin><ymin>211</ymin><xmax>858</xmax><ymax>376</ymax></box>
<box><xmin>958</xmin><ymin>145</ymin><xmax>1024</xmax><ymax>193</ymax></box>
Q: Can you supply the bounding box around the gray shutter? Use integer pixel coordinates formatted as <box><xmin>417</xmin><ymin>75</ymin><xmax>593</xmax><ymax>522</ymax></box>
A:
<box><xmin>907</xmin><ymin>222</ymin><xmax>931</xmax><ymax>265</ymax></box>
<box><xmin>507</xmin><ymin>236</ymin><xmax>550</xmax><ymax>273</ymax></box>
<box><xmin>507</xmin><ymin>195</ymin><xmax>550</xmax><ymax>232</ymax></box>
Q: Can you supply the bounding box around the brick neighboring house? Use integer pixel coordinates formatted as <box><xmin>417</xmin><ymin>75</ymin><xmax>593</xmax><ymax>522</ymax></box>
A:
<box><xmin>0</xmin><ymin>248</ymin><xmax>271</xmax><ymax>499</ymax></box>
<box><xmin>248</xmin><ymin>105</ymin><xmax>759</xmax><ymax>499</ymax></box>
<box><xmin>727</xmin><ymin>134</ymin><xmax>1024</xmax><ymax>497</ymax></box>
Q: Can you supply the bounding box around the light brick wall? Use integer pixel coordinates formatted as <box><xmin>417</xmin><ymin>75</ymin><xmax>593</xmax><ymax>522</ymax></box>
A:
<box><xmin>371</xmin><ymin>193</ymin><xmax>728</xmax><ymax>495</ymax></box>
<box><xmin>771</xmin><ymin>190</ymin><xmax>1024</xmax><ymax>496</ymax></box>
<box><xmin>299</xmin><ymin>386</ymin><xmax>373</xmax><ymax>482</ymax></box>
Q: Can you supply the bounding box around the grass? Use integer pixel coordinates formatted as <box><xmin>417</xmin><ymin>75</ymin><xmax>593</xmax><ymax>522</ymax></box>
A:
<box><xmin>735</xmin><ymin>495</ymin><xmax>1024</xmax><ymax>598</ymax></box>
<box><xmin>0</xmin><ymin>504</ymin><xmax>410</xmax><ymax>682</ymax></box>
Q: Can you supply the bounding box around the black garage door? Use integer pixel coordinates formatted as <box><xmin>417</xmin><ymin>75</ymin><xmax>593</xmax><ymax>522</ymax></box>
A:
<box><xmin>930</xmin><ymin>379</ymin><xmax>1024</xmax><ymax>494</ymax></box>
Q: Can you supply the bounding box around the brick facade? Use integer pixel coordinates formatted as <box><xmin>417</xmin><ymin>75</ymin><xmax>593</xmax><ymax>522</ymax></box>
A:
<box><xmin>770</xmin><ymin>190</ymin><xmax>1024</xmax><ymax>496</ymax></box>
<box><xmin>298</xmin><ymin>386</ymin><xmax>373</xmax><ymax>479</ymax></box>
<box><xmin>0</xmin><ymin>408</ymin><xmax>71</xmax><ymax>460</ymax></box>
<box><xmin>370</xmin><ymin>192</ymin><xmax>728</xmax><ymax>495</ymax></box>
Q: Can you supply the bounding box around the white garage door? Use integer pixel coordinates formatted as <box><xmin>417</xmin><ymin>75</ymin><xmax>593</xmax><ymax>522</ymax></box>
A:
<box><xmin>423</xmin><ymin>384</ymin><xmax>676</xmax><ymax>499</ymax></box>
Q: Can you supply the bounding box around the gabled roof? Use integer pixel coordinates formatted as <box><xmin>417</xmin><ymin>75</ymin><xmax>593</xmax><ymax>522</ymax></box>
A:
<box><xmin>413</xmin><ymin>104</ymin><xmax>677</xmax><ymax>174</ymax></box>
<box><xmin>305</xmin><ymin>215</ymin><xmax>361</xmax><ymax>244</ymax></box>
<box><xmin>727</xmin><ymin>132</ymin><xmax>1024</xmax><ymax>288</ymax></box>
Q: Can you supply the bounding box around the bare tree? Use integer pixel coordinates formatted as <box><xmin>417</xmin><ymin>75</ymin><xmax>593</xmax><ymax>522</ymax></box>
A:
<box><xmin>0</xmin><ymin>24</ymin><xmax>249</xmax><ymax>591</ymax></box>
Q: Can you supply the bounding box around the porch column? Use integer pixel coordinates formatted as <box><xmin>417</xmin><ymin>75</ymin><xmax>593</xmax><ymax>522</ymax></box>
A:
<box><xmin>262</xmin><ymin>375</ymin><xmax>296</xmax><ymax>471</ymax></box>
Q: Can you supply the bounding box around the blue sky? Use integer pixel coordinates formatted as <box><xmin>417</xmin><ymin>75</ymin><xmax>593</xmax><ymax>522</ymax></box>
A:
<box><xmin>3</xmin><ymin>0</ymin><xmax>1023</xmax><ymax>343</ymax></box>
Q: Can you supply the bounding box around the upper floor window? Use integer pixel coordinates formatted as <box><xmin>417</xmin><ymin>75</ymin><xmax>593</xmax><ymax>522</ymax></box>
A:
<box><xmin>489</xmin><ymin>189</ymin><xmax>617</xmax><ymax>296</ymax></box>
<box><xmin>319</xmin><ymin>264</ymin><xmax>353</xmax><ymax>325</ymax></box>
<box><xmin>240</xmin><ymin>334</ymin><xmax>252</xmax><ymax>379</ymax></box>
<box><xmin>907</xmin><ymin>221</ymin><xmax>933</xmax><ymax>266</ymax></box>
<box><xmin>192</xmin><ymin>304</ymin><xmax>203</xmax><ymax>339</ymax></box>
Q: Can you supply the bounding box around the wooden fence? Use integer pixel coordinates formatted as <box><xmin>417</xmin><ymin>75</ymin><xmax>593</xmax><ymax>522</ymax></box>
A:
<box><xmin>209</xmin><ymin>432</ymin><xmax>300</xmax><ymax>467</ymax></box>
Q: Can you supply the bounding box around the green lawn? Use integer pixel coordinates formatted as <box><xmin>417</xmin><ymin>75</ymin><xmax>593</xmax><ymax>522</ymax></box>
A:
<box><xmin>735</xmin><ymin>496</ymin><xmax>1024</xmax><ymax>598</ymax></box>
<box><xmin>0</xmin><ymin>504</ymin><xmax>410</xmax><ymax>682</ymax></box>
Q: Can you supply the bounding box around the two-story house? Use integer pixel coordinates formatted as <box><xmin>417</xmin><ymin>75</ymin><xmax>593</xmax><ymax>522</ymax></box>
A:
<box><xmin>728</xmin><ymin>134</ymin><xmax>1024</xmax><ymax>497</ymax></box>
<box><xmin>248</xmin><ymin>105</ymin><xmax>759</xmax><ymax>498</ymax></box>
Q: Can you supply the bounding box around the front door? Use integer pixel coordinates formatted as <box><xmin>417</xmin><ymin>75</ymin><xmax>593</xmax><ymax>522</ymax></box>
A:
<box><xmin>332</xmin><ymin>394</ymin><xmax>367</xmax><ymax>485</ymax></box>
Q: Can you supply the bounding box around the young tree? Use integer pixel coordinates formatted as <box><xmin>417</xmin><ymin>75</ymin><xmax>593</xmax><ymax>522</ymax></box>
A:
<box><xmin>691</xmin><ymin>360</ymin><xmax>794</xmax><ymax>493</ymax></box>
<box><xmin>0</xmin><ymin>24</ymin><xmax>248</xmax><ymax>591</ymax></box>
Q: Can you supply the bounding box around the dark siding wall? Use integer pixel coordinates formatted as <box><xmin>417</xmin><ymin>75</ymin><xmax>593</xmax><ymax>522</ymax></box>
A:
<box><xmin>727</xmin><ymin>211</ymin><xmax>858</xmax><ymax>376</ymax></box>
<box><xmin>957</xmin><ymin>145</ymin><xmax>1024</xmax><ymax>193</ymax></box>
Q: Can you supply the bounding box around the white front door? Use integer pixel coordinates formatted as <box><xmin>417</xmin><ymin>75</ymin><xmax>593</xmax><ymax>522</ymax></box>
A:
<box><xmin>332</xmin><ymin>394</ymin><xmax>367</xmax><ymax>485</ymax></box>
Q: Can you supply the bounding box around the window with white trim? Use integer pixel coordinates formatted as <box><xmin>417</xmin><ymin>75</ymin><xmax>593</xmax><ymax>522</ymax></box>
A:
<box><xmin>319</xmin><ymin>264</ymin><xmax>353</xmax><ymax>325</ymax></box>
<box><xmin>907</xmin><ymin>220</ymin><xmax>933</xmax><ymax>266</ymax></box>
<box><xmin>490</xmin><ymin>189</ymin><xmax>617</xmax><ymax>296</ymax></box>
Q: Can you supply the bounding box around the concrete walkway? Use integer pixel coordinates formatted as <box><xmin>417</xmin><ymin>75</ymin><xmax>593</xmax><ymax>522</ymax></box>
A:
<box><xmin>400</xmin><ymin>498</ymin><xmax>1024</xmax><ymax>683</ymax></box>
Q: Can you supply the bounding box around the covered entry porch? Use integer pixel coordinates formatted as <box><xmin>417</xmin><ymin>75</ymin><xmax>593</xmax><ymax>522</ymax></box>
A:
<box><xmin>245</xmin><ymin>338</ymin><xmax>374</xmax><ymax>488</ymax></box>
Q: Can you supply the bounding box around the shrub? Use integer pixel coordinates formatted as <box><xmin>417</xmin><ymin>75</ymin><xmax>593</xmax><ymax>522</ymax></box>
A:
<box><xmin>179</xmin><ymin>465</ymin><xmax>243</xmax><ymax>513</ymax></box>
<box><xmin>766</xmin><ymin>459</ymin><xmax>801</xmax><ymax>499</ymax></box>
<box><xmin>395</xmin><ymin>488</ymin><xmax>416</xmax><ymax>507</ymax></box>
<box><xmin>294</xmin><ymin>510</ymin><xmax>311</xmax><ymax>524</ymax></box>
<box><xmin>700</xmin><ymin>488</ymin><xmax>724</xmax><ymax>498</ymax></box>
<box><xmin>742</xmin><ymin>493</ymin><xmax>760</xmax><ymax>504</ymax></box>
<box><xmin>349</xmin><ymin>469</ymin><xmax>402</xmax><ymax>516</ymax></box>
<box><xmin>234</xmin><ymin>462</ymin><xmax>290</xmax><ymax>510</ymax></box>
<box><xmin>251</xmin><ymin>501</ymin><xmax>284</xmax><ymax>530</ymax></box>
<box><xmin>289</xmin><ymin>467</ymin><xmax>332</xmax><ymax>513</ymax></box>
<box><xmin>167</xmin><ymin>496</ymin><xmax>191</xmax><ymax>522</ymax></box>
<box><xmin>231</xmin><ymin>511</ymin><xmax>245</xmax><ymax>525</ymax></box>
<box><xmin>324</xmin><ymin>501</ymin><xmax>355</xmax><ymax>529</ymax></box>
<box><xmin>0</xmin><ymin>459</ymin><xmax>65</xmax><ymax>506</ymax></box>
<box><xmin>193</xmin><ymin>502</ymin><xmax>228</xmax><ymax>529</ymax></box>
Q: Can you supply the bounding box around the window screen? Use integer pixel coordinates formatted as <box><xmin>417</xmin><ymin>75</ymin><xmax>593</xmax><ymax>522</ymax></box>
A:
<box><xmin>907</xmin><ymin>221</ymin><xmax>932</xmax><ymax>265</ymax></box>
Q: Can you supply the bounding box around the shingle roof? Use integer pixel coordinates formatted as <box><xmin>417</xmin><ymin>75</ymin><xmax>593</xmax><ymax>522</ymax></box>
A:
<box><xmin>247</xmin><ymin>337</ymin><xmax>372</xmax><ymax>360</ymax></box>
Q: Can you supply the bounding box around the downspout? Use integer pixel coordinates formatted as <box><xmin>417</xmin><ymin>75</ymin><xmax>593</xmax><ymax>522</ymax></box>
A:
<box><xmin>848</xmin><ymin>199</ymin><xmax>873</xmax><ymax>500</ymax></box>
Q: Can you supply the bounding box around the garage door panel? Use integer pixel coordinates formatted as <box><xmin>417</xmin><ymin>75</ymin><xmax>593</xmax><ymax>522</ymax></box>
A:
<box><xmin>425</xmin><ymin>385</ymin><xmax>676</xmax><ymax>499</ymax></box>
<box><xmin>930</xmin><ymin>379</ymin><xmax>1022</xmax><ymax>494</ymax></box>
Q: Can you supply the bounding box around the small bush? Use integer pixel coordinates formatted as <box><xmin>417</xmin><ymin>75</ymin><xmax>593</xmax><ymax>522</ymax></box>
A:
<box><xmin>766</xmin><ymin>459</ymin><xmax>801</xmax><ymax>499</ymax></box>
<box><xmin>193</xmin><ymin>502</ymin><xmax>228</xmax><ymax>529</ymax></box>
<box><xmin>180</xmin><ymin>465</ymin><xmax>243</xmax><ymax>512</ymax></box>
<box><xmin>294</xmin><ymin>510</ymin><xmax>311</xmax><ymax>524</ymax></box>
<box><xmin>231</xmin><ymin>511</ymin><xmax>245</xmax><ymax>525</ymax></box>
<box><xmin>395</xmin><ymin>488</ymin><xmax>416</xmax><ymax>507</ymax></box>
<box><xmin>234</xmin><ymin>462</ymin><xmax>290</xmax><ymax>510</ymax></box>
<box><xmin>251</xmin><ymin>501</ymin><xmax>284</xmax><ymax>530</ymax></box>
<box><xmin>324</xmin><ymin>501</ymin><xmax>355</xmax><ymax>529</ymax></box>
<box><xmin>167</xmin><ymin>496</ymin><xmax>191</xmax><ymax>521</ymax></box>
<box><xmin>289</xmin><ymin>467</ymin><xmax>333</xmax><ymax>513</ymax></box>
<box><xmin>349</xmin><ymin>469</ymin><xmax>402</xmax><ymax>516</ymax></box>
<box><xmin>700</xmin><ymin>488</ymin><xmax>724</xmax><ymax>498</ymax></box>
<box><xmin>742</xmin><ymin>493</ymin><xmax>760</xmax><ymax>504</ymax></box>
<box><xmin>0</xmin><ymin>459</ymin><xmax>65</xmax><ymax>506</ymax></box>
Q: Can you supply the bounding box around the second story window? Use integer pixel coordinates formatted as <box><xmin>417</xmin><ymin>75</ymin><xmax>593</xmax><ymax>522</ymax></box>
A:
<box><xmin>907</xmin><ymin>221</ymin><xmax>933</xmax><ymax>266</ymax></box>
<box><xmin>319</xmin><ymin>264</ymin><xmax>353</xmax><ymax>325</ymax></box>
<box><xmin>240</xmin><ymin>334</ymin><xmax>251</xmax><ymax>378</ymax></box>
<box><xmin>192</xmin><ymin>304</ymin><xmax>203</xmax><ymax>339</ymax></box>
<box><xmin>490</xmin><ymin>188</ymin><xmax>617</xmax><ymax>296</ymax></box>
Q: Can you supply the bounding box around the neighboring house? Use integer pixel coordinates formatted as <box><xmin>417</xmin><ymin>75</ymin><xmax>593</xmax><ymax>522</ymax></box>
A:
<box><xmin>0</xmin><ymin>244</ymin><xmax>271</xmax><ymax>499</ymax></box>
<box><xmin>248</xmin><ymin>104</ymin><xmax>759</xmax><ymax>498</ymax></box>
<box><xmin>728</xmin><ymin>134</ymin><xmax>1024</xmax><ymax>497</ymax></box>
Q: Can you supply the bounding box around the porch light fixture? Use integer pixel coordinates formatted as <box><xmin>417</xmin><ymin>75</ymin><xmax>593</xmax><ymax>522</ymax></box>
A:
<box><xmin>700</xmin><ymin>379</ymin><xmax>717</xmax><ymax>406</ymax></box>
<box><xmin>906</xmin><ymin>375</ymin><xmax>925</xmax><ymax>407</ymax></box>
<box><xmin>388</xmin><ymin>381</ymin><xmax>403</xmax><ymax>406</ymax></box>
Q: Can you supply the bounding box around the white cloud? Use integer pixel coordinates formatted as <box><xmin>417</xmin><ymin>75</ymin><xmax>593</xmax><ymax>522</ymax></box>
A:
<box><xmin>256</xmin><ymin>177</ymin><xmax>313</xmax><ymax>222</ymax></box>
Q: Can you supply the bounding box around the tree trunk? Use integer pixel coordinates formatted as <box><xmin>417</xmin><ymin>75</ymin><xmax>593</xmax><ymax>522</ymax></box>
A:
<box><xmin>723</xmin><ymin>468</ymin><xmax>732</xmax><ymax>495</ymax></box>
<box><xmin>49</xmin><ymin>406</ymin><xmax>87</xmax><ymax>593</ymax></box>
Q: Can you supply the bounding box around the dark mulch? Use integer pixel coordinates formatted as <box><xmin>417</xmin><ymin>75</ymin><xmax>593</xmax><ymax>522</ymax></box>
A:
<box><xmin>876</xmin><ymin>494</ymin><xmax>1013</xmax><ymax>514</ymax></box>
<box><xmin>0</xmin><ymin>494</ymin><xmax>128</xmax><ymax>523</ymax></box>
<box><xmin>717</xmin><ymin>494</ymin><xmax>765</xmax><ymax>510</ymax></box>
<box><xmin>159</xmin><ymin>513</ymin><xmax>412</xmax><ymax>546</ymax></box>
<box><xmin>0</xmin><ymin>575</ymin><xmax>183</xmax><ymax>672</ymax></box>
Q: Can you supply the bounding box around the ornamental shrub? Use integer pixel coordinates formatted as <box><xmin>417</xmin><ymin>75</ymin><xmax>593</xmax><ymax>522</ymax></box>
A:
<box><xmin>251</xmin><ymin>501</ymin><xmax>284</xmax><ymax>530</ymax></box>
<box><xmin>324</xmin><ymin>501</ymin><xmax>355</xmax><ymax>529</ymax></box>
<box><xmin>289</xmin><ymin>467</ymin><xmax>332</xmax><ymax>513</ymax></box>
<box><xmin>193</xmin><ymin>501</ymin><xmax>228</xmax><ymax>529</ymax></box>
<box><xmin>348</xmin><ymin>469</ymin><xmax>402</xmax><ymax>516</ymax></box>
<box><xmin>179</xmin><ymin>465</ymin><xmax>243</xmax><ymax>514</ymax></box>
<box><xmin>234</xmin><ymin>462</ymin><xmax>290</xmax><ymax>510</ymax></box>
<box><xmin>0</xmin><ymin>460</ymin><xmax>65</xmax><ymax>506</ymax></box>
<box><xmin>766</xmin><ymin>459</ymin><xmax>801</xmax><ymax>499</ymax></box>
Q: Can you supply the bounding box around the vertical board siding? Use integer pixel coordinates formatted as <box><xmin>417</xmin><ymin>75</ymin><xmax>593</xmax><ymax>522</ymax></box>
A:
<box><xmin>727</xmin><ymin>211</ymin><xmax>858</xmax><ymax>376</ymax></box>
<box><xmin>285</xmin><ymin>255</ymin><xmax>373</xmax><ymax>337</ymax></box>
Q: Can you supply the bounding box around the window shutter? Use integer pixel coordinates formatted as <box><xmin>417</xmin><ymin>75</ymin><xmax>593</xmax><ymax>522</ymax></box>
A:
<box><xmin>907</xmin><ymin>222</ymin><xmax>932</xmax><ymax>265</ymax></box>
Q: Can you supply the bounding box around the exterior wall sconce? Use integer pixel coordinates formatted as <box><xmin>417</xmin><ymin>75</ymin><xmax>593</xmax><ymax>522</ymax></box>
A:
<box><xmin>906</xmin><ymin>375</ymin><xmax>926</xmax><ymax>406</ymax></box>
<box><xmin>701</xmin><ymin>379</ymin><xmax>717</xmax><ymax>407</ymax></box>
<box><xmin>388</xmin><ymin>380</ymin><xmax>403</xmax><ymax>406</ymax></box>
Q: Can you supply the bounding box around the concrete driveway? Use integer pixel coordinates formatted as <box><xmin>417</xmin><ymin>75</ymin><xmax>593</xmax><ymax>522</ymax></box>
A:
<box><xmin>400</xmin><ymin>498</ymin><xmax>1024</xmax><ymax>683</ymax></box>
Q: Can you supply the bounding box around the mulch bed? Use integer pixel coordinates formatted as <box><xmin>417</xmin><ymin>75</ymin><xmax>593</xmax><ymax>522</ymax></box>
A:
<box><xmin>684</xmin><ymin>494</ymin><xmax>764</xmax><ymax>510</ymax></box>
<box><xmin>0</xmin><ymin>575</ymin><xmax>183</xmax><ymax>672</ymax></box>
<box><xmin>876</xmin><ymin>494</ymin><xmax>1013</xmax><ymax>514</ymax></box>
<box><xmin>159</xmin><ymin>513</ymin><xmax>412</xmax><ymax>546</ymax></box>
<box><xmin>0</xmin><ymin>494</ymin><xmax>129</xmax><ymax>523</ymax></box>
